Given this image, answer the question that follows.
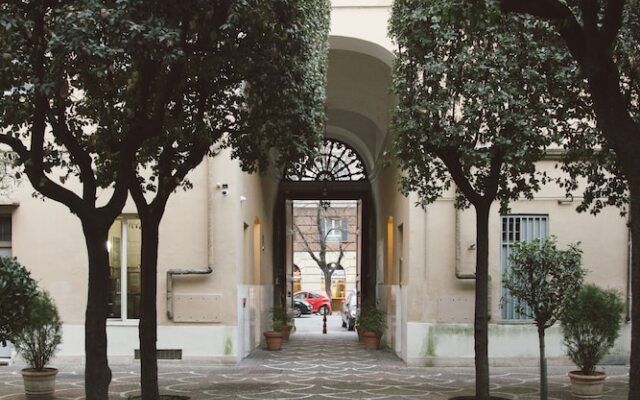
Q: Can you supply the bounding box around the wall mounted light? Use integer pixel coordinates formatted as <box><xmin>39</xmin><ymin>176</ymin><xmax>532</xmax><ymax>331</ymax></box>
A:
<box><xmin>557</xmin><ymin>195</ymin><xmax>574</xmax><ymax>205</ymax></box>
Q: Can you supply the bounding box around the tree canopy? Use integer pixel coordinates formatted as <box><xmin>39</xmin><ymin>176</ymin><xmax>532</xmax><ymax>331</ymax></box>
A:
<box><xmin>391</xmin><ymin>0</ymin><xmax>578</xmax><ymax>212</ymax></box>
<box><xmin>0</xmin><ymin>1</ymin><xmax>330</xmax><ymax>398</ymax></box>
<box><xmin>498</xmin><ymin>2</ymin><xmax>639</xmax><ymax>396</ymax></box>
<box><xmin>390</xmin><ymin>1</ymin><xmax>578</xmax><ymax>398</ymax></box>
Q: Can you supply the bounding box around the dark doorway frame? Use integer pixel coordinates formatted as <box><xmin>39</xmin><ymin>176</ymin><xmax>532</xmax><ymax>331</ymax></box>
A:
<box><xmin>273</xmin><ymin>181</ymin><xmax>376</xmax><ymax>309</ymax></box>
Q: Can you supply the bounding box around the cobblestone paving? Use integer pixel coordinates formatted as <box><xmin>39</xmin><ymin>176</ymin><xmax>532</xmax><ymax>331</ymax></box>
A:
<box><xmin>0</xmin><ymin>316</ymin><xmax>630</xmax><ymax>399</ymax></box>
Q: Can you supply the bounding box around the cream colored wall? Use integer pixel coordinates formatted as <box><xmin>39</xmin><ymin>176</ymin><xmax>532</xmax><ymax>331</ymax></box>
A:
<box><xmin>371</xmin><ymin>159</ymin><xmax>411</xmax><ymax>358</ymax></box>
<box><xmin>236</xmin><ymin>161</ymin><xmax>279</xmax><ymax>355</ymax></box>
<box><xmin>403</xmin><ymin>159</ymin><xmax>631</xmax><ymax>365</ymax></box>
<box><xmin>7</xmin><ymin>186</ymin><xmax>88</xmax><ymax>325</ymax></box>
<box><xmin>3</xmin><ymin>147</ymin><xmax>281</xmax><ymax>361</ymax></box>
<box><xmin>330</xmin><ymin>1</ymin><xmax>393</xmax><ymax>56</ymax></box>
<box><xmin>417</xmin><ymin>159</ymin><xmax>629</xmax><ymax>324</ymax></box>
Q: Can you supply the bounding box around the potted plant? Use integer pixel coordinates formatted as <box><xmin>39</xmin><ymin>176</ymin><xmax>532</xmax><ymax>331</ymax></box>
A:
<box><xmin>0</xmin><ymin>257</ymin><xmax>38</xmax><ymax>347</ymax></box>
<box><xmin>501</xmin><ymin>238</ymin><xmax>585</xmax><ymax>400</ymax></box>
<box><xmin>13</xmin><ymin>290</ymin><xmax>63</xmax><ymax>399</ymax></box>
<box><xmin>356</xmin><ymin>302</ymin><xmax>387</xmax><ymax>350</ymax></box>
<box><xmin>264</xmin><ymin>307</ymin><xmax>287</xmax><ymax>350</ymax></box>
<box><xmin>272</xmin><ymin>306</ymin><xmax>294</xmax><ymax>341</ymax></box>
<box><xmin>560</xmin><ymin>284</ymin><xmax>624</xmax><ymax>399</ymax></box>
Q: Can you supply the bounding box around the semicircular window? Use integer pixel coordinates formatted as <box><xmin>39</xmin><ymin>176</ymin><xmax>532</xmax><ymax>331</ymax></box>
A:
<box><xmin>285</xmin><ymin>139</ymin><xmax>366</xmax><ymax>181</ymax></box>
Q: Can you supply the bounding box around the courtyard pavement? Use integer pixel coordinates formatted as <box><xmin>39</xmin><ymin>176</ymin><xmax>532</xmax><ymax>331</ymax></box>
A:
<box><xmin>0</xmin><ymin>315</ymin><xmax>630</xmax><ymax>399</ymax></box>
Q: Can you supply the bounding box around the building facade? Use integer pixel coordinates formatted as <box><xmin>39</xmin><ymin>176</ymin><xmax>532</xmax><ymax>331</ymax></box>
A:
<box><xmin>1</xmin><ymin>0</ymin><xmax>631</xmax><ymax>367</ymax></box>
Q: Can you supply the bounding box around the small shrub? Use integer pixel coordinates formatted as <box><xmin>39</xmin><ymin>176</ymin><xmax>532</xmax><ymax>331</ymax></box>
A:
<box><xmin>0</xmin><ymin>257</ymin><xmax>38</xmax><ymax>345</ymax></box>
<box><xmin>502</xmin><ymin>238</ymin><xmax>585</xmax><ymax>400</ymax></box>
<box><xmin>13</xmin><ymin>291</ymin><xmax>62</xmax><ymax>370</ymax></box>
<box><xmin>271</xmin><ymin>319</ymin><xmax>286</xmax><ymax>333</ymax></box>
<box><xmin>270</xmin><ymin>305</ymin><xmax>290</xmax><ymax>332</ymax></box>
<box><xmin>356</xmin><ymin>302</ymin><xmax>387</xmax><ymax>333</ymax></box>
<box><xmin>560</xmin><ymin>284</ymin><xmax>624</xmax><ymax>374</ymax></box>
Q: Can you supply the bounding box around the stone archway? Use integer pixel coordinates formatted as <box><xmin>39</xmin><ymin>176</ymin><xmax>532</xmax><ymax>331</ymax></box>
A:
<box><xmin>273</xmin><ymin>139</ymin><xmax>376</xmax><ymax>315</ymax></box>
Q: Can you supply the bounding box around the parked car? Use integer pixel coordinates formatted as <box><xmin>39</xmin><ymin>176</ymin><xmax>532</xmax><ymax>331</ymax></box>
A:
<box><xmin>293</xmin><ymin>290</ymin><xmax>332</xmax><ymax>315</ymax></box>
<box><xmin>293</xmin><ymin>299</ymin><xmax>312</xmax><ymax>318</ymax></box>
<box><xmin>341</xmin><ymin>290</ymin><xmax>357</xmax><ymax>330</ymax></box>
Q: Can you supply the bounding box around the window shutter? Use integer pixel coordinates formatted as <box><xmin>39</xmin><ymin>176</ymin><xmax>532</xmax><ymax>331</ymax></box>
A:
<box><xmin>341</xmin><ymin>217</ymin><xmax>348</xmax><ymax>242</ymax></box>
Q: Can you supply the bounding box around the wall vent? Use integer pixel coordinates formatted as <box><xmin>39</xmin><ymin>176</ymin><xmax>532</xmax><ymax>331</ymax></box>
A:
<box><xmin>134</xmin><ymin>349</ymin><xmax>182</xmax><ymax>360</ymax></box>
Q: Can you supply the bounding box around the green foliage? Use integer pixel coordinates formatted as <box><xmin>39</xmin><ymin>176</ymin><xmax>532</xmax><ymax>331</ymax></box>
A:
<box><xmin>552</xmin><ymin>0</ymin><xmax>640</xmax><ymax>215</ymax></box>
<box><xmin>561</xmin><ymin>284</ymin><xmax>624</xmax><ymax>373</ymax></box>
<box><xmin>0</xmin><ymin>0</ymin><xmax>329</xmax><ymax>204</ymax></box>
<box><xmin>389</xmin><ymin>0</ymin><xmax>577</xmax><ymax>211</ymax></box>
<box><xmin>502</xmin><ymin>237</ymin><xmax>585</xmax><ymax>328</ymax></box>
<box><xmin>0</xmin><ymin>257</ymin><xmax>38</xmax><ymax>345</ymax></box>
<box><xmin>271</xmin><ymin>306</ymin><xmax>293</xmax><ymax>332</ymax></box>
<box><xmin>271</xmin><ymin>319</ymin><xmax>286</xmax><ymax>333</ymax></box>
<box><xmin>127</xmin><ymin>0</ymin><xmax>330</xmax><ymax>197</ymax></box>
<box><xmin>226</xmin><ymin>0</ymin><xmax>330</xmax><ymax>174</ymax></box>
<box><xmin>14</xmin><ymin>291</ymin><xmax>63</xmax><ymax>370</ymax></box>
<box><xmin>356</xmin><ymin>302</ymin><xmax>387</xmax><ymax>333</ymax></box>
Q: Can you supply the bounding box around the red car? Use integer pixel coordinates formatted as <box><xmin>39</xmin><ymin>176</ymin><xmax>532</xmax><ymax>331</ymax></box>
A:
<box><xmin>293</xmin><ymin>290</ymin><xmax>332</xmax><ymax>314</ymax></box>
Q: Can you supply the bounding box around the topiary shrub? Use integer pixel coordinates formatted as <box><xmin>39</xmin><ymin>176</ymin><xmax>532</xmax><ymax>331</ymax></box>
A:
<box><xmin>13</xmin><ymin>290</ymin><xmax>62</xmax><ymax>370</ymax></box>
<box><xmin>0</xmin><ymin>257</ymin><xmax>38</xmax><ymax>345</ymax></box>
<box><xmin>560</xmin><ymin>284</ymin><xmax>624</xmax><ymax>374</ymax></box>
<box><xmin>502</xmin><ymin>238</ymin><xmax>585</xmax><ymax>400</ymax></box>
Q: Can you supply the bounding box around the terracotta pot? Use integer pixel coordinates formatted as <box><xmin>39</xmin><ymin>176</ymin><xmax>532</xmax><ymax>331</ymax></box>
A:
<box><xmin>264</xmin><ymin>331</ymin><xmax>284</xmax><ymax>351</ymax></box>
<box><xmin>568</xmin><ymin>371</ymin><xmax>606</xmax><ymax>399</ymax></box>
<box><xmin>362</xmin><ymin>331</ymin><xmax>382</xmax><ymax>350</ymax></box>
<box><xmin>21</xmin><ymin>367</ymin><xmax>58</xmax><ymax>399</ymax></box>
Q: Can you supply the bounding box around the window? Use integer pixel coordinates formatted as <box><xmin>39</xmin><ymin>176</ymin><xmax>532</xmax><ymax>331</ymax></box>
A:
<box><xmin>107</xmin><ymin>216</ymin><xmax>141</xmax><ymax>320</ymax></box>
<box><xmin>285</xmin><ymin>139</ymin><xmax>367</xmax><ymax>182</ymax></box>
<box><xmin>0</xmin><ymin>215</ymin><xmax>11</xmax><ymax>257</ymax></box>
<box><xmin>321</xmin><ymin>217</ymin><xmax>348</xmax><ymax>242</ymax></box>
<box><xmin>501</xmin><ymin>215</ymin><xmax>549</xmax><ymax>320</ymax></box>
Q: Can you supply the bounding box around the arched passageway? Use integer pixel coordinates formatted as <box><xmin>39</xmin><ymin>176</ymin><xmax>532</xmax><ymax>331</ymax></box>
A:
<box><xmin>273</xmin><ymin>139</ymin><xmax>376</xmax><ymax>317</ymax></box>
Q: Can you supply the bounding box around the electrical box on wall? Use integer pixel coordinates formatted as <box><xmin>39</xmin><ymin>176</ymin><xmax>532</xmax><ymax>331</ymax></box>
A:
<box><xmin>172</xmin><ymin>294</ymin><xmax>222</xmax><ymax>322</ymax></box>
<box><xmin>436</xmin><ymin>297</ymin><xmax>474</xmax><ymax>323</ymax></box>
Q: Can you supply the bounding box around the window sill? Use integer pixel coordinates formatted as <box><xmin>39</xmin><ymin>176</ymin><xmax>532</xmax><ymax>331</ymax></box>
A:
<box><xmin>107</xmin><ymin>319</ymin><xmax>139</xmax><ymax>327</ymax></box>
<box><xmin>496</xmin><ymin>320</ymin><xmax>534</xmax><ymax>325</ymax></box>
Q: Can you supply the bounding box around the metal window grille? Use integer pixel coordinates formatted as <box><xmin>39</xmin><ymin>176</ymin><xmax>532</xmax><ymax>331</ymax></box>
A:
<box><xmin>500</xmin><ymin>215</ymin><xmax>549</xmax><ymax>320</ymax></box>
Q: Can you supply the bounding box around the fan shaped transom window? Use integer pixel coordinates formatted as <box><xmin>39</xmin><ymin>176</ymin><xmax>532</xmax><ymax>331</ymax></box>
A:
<box><xmin>285</xmin><ymin>139</ymin><xmax>366</xmax><ymax>182</ymax></box>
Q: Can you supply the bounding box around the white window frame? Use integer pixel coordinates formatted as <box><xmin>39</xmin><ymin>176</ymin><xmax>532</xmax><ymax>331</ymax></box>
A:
<box><xmin>500</xmin><ymin>214</ymin><xmax>549</xmax><ymax>321</ymax></box>
<box><xmin>108</xmin><ymin>215</ymin><xmax>140</xmax><ymax>321</ymax></box>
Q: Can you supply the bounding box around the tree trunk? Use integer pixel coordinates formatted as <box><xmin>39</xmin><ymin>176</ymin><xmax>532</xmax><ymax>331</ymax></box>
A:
<box><xmin>139</xmin><ymin>217</ymin><xmax>161</xmax><ymax>400</ymax></box>
<box><xmin>474</xmin><ymin>203</ymin><xmax>491</xmax><ymax>400</ymax></box>
<box><xmin>82</xmin><ymin>223</ymin><xmax>112</xmax><ymax>400</ymax></box>
<box><xmin>324</xmin><ymin>269</ymin><xmax>332</xmax><ymax>302</ymax></box>
<box><xmin>629</xmin><ymin>180</ymin><xmax>640</xmax><ymax>400</ymax></box>
<box><xmin>538</xmin><ymin>326</ymin><xmax>548</xmax><ymax>400</ymax></box>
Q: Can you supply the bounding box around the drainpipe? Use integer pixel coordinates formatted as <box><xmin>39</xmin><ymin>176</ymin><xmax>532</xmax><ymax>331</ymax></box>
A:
<box><xmin>166</xmin><ymin>267</ymin><xmax>213</xmax><ymax>320</ymax></box>
<box><xmin>455</xmin><ymin>203</ymin><xmax>475</xmax><ymax>280</ymax></box>
<box><xmin>626</xmin><ymin>212</ymin><xmax>632</xmax><ymax>323</ymax></box>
